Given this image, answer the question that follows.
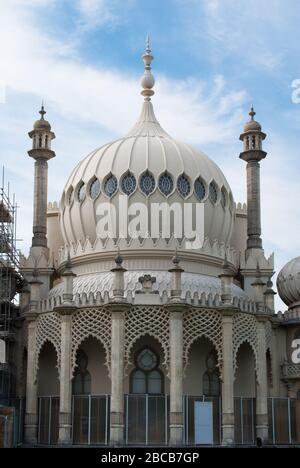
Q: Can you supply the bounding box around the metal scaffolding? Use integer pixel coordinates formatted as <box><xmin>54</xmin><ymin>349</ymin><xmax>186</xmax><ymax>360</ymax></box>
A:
<box><xmin>0</xmin><ymin>168</ymin><xmax>23</xmax><ymax>400</ymax></box>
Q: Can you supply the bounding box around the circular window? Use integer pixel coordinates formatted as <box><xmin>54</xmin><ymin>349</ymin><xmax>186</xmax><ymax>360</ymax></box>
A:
<box><xmin>158</xmin><ymin>172</ymin><xmax>173</xmax><ymax>196</ymax></box>
<box><xmin>140</xmin><ymin>171</ymin><xmax>155</xmax><ymax>196</ymax></box>
<box><xmin>177</xmin><ymin>174</ymin><xmax>191</xmax><ymax>198</ymax></box>
<box><xmin>137</xmin><ymin>349</ymin><xmax>158</xmax><ymax>371</ymax></box>
<box><xmin>89</xmin><ymin>178</ymin><xmax>101</xmax><ymax>200</ymax></box>
<box><xmin>77</xmin><ymin>182</ymin><xmax>86</xmax><ymax>202</ymax></box>
<box><xmin>104</xmin><ymin>174</ymin><xmax>118</xmax><ymax>197</ymax></box>
<box><xmin>221</xmin><ymin>188</ymin><xmax>227</xmax><ymax>209</ymax></box>
<box><xmin>121</xmin><ymin>172</ymin><xmax>137</xmax><ymax>196</ymax></box>
<box><xmin>209</xmin><ymin>182</ymin><xmax>218</xmax><ymax>204</ymax></box>
<box><xmin>194</xmin><ymin>178</ymin><xmax>206</xmax><ymax>201</ymax></box>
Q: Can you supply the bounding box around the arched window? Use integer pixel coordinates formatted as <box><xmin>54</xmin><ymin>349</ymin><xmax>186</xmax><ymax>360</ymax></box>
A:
<box><xmin>72</xmin><ymin>350</ymin><xmax>91</xmax><ymax>395</ymax></box>
<box><xmin>130</xmin><ymin>348</ymin><xmax>163</xmax><ymax>394</ymax></box>
<box><xmin>45</xmin><ymin>135</ymin><xmax>49</xmax><ymax>148</ymax></box>
<box><xmin>202</xmin><ymin>351</ymin><xmax>220</xmax><ymax>397</ymax></box>
<box><xmin>39</xmin><ymin>135</ymin><xmax>43</xmax><ymax>148</ymax></box>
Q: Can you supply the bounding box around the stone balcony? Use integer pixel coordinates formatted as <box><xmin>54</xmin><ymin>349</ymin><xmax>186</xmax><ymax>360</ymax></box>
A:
<box><xmin>281</xmin><ymin>362</ymin><xmax>300</xmax><ymax>380</ymax></box>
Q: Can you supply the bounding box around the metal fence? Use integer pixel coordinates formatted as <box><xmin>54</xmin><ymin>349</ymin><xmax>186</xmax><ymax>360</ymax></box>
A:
<box><xmin>35</xmin><ymin>395</ymin><xmax>300</xmax><ymax>446</ymax></box>
<box><xmin>125</xmin><ymin>394</ymin><xmax>169</xmax><ymax>445</ymax></box>
<box><xmin>268</xmin><ymin>397</ymin><xmax>300</xmax><ymax>445</ymax></box>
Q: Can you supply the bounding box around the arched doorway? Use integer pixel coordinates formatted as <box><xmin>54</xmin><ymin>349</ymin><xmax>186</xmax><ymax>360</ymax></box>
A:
<box><xmin>125</xmin><ymin>335</ymin><xmax>167</xmax><ymax>445</ymax></box>
<box><xmin>183</xmin><ymin>337</ymin><xmax>221</xmax><ymax>445</ymax></box>
<box><xmin>234</xmin><ymin>342</ymin><xmax>256</xmax><ymax>444</ymax></box>
<box><xmin>72</xmin><ymin>337</ymin><xmax>110</xmax><ymax>445</ymax></box>
<box><xmin>37</xmin><ymin>341</ymin><xmax>59</xmax><ymax>445</ymax></box>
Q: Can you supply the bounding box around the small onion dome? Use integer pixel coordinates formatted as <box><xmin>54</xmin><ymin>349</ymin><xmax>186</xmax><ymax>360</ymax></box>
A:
<box><xmin>277</xmin><ymin>256</ymin><xmax>300</xmax><ymax>308</ymax></box>
<box><xmin>244</xmin><ymin>106</ymin><xmax>262</xmax><ymax>132</ymax></box>
<box><xmin>33</xmin><ymin>105</ymin><xmax>51</xmax><ymax>131</ymax></box>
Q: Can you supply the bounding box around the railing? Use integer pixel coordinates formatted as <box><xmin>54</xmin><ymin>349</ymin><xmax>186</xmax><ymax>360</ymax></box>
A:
<box><xmin>35</xmin><ymin>395</ymin><xmax>300</xmax><ymax>446</ymax></box>
<box><xmin>281</xmin><ymin>363</ymin><xmax>300</xmax><ymax>379</ymax></box>
<box><xmin>268</xmin><ymin>397</ymin><xmax>300</xmax><ymax>445</ymax></box>
<box><xmin>125</xmin><ymin>394</ymin><xmax>169</xmax><ymax>445</ymax></box>
<box><xmin>72</xmin><ymin>395</ymin><xmax>110</xmax><ymax>445</ymax></box>
<box><xmin>234</xmin><ymin>397</ymin><xmax>256</xmax><ymax>445</ymax></box>
<box><xmin>37</xmin><ymin>396</ymin><xmax>59</xmax><ymax>445</ymax></box>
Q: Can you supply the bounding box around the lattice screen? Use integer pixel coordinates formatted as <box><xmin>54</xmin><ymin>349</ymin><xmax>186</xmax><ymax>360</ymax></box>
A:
<box><xmin>71</xmin><ymin>308</ymin><xmax>111</xmax><ymax>375</ymax></box>
<box><xmin>233</xmin><ymin>312</ymin><xmax>258</xmax><ymax>375</ymax></box>
<box><xmin>34</xmin><ymin>312</ymin><xmax>61</xmax><ymax>381</ymax></box>
<box><xmin>183</xmin><ymin>308</ymin><xmax>223</xmax><ymax>374</ymax></box>
<box><xmin>124</xmin><ymin>306</ymin><xmax>170</xmax><ymax>371</ymax></box>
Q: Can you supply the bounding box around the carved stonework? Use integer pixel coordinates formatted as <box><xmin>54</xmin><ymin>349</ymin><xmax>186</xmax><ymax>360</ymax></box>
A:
<box><xmin>232</xmin><ymin>313</ymin><xmax>258</xmax><ymax>377</ymax></box>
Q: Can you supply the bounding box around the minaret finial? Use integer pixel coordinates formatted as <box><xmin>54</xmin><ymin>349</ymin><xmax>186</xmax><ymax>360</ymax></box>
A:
<box><xmin>249</xmin><ymin>105</ymin><xmax>256</xmax><ymax>121</ymax></box>
<box><xmin>141</xmin><ymin>35</ymin><xmax>155</xmax><ymax>101</ymax></box>
<box><xmin>39</xmin><ymin>103</ymin><xmax>46</xmax><ymax>120</ymax></box>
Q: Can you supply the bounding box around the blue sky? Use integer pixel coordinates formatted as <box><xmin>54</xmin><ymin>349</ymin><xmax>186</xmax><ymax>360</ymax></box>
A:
<box><xmin>0</xmin><ymin>0</ymin><xmax>300</xmax><ymax>310</ymax></box>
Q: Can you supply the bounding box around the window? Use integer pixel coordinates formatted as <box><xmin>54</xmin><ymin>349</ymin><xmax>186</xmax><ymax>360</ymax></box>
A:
<box><xmin>140</xmin><ymin>171</ymin><xmax>156</xmax><ymax>196</ymax></box>
<box><xmin>194</xmin><ymin>177</ymin><xmax>206</xmax><ymax>201</ymax></box>
<box><xmin>202</xmin><ymin>351</ymin><xmax>220</xmax><ymax>397</ymax></box>
<box><xmin>89</xmin><ymin>178</ymin><xmax>101</xmax><ymax>200</ymax></box>
<box><xmin>72</xmin><ymin>350</ymin><xmax>91</xmax><ymax>395</ymax></box>
<box><xmin>221</xmin><ymin>188</ymin><xmax>227</xmax><ymax>209</ymax></box>
<box><xmin>130</xmin><ymin>348</ymin><xmax>163</xmax><ymax>394</ymax></box>
<box><xmin>158</xmin><ymin>172</ymin><xmax>173</xmax><ymax>196</ymax></box>
<box><xmin>104</xmin><ymin>174</ymin><xmax>118</xmax><ymax>197</ymax></box>
<box><xmin>77</xmin><ymin>182</ymin><xmax>86</xmax><ymax>202</ymax></box>
<box><xmin>209</xmin><ymin>182</ymin><xmax>218</xmax><ymax>204</ymax></box>
<box><xmin>121</xmin><ymin>172</ymin><xmax>136</xmax><ymax>196</ymax></box>
<box><xmin>177</xmin><ymin>174</ymin><xmax>191</xmax><ymax>198</ymax></box>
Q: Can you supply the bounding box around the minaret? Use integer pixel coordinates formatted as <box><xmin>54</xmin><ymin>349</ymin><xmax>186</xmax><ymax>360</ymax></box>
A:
<box><xmin>239</xmin><ymin>107</ymin><xmax>267</xmax><ymax>251</ymax></box>
<box><xmin>28</xmin><ymin>105</ymin><xmax>56</xmax><ymax>250</ymax></box>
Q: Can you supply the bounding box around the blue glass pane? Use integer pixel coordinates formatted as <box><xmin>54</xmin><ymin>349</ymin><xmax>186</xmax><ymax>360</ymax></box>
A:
<box><xmin>209</xmin><ymin>182</ymin><xmax>218</xmax><ymax>204</ymax></box>
<box><xmin>104</xmin><ymin>174</ymin><xmax>118</xmax><ymax>197</ymax></box>
<box><xmin>158</xmin><ymin>173</ymin><xmax>173</xmax><ymax>196</ymax></box>
<box><xmin>177</xmin><ymin>174</ymin><xmax>191</xmax><ymax>198</ymax></box>
<box><xmin>194</xmin><ymin>178</ymin><xmax>206</xmax><ymax>201</ymax></box>
<box><xmin>140</xmin><ymin>171</ymin><xmax>155</xmax><ymax>195</ymax></box>
<box><xmin>78</xmin><ymin>183</ymin><xmax>86</xmax><ymax>202</ymax></box>
<box><xmin>90</xmin><ymin>179</ymin><xmax>100</xmax><ymax>200</ymax></box>
<box><xmin>121</xmin><ymin>173</ymin><xmax>137</xmax><ymax>195</ymax></box>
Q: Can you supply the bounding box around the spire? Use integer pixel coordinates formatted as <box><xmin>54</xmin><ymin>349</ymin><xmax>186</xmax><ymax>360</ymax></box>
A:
<box><xmin>39</xmin><ymin>103</ymin><xmax>46</xmax><ymax>120</ymax></box>
<box><xmin>126</xmin><ymin>37</ymin><xmax>170</xmax><ymax>138</ymax></box>
<box><xmin>249</xmin><ymin>105</ymin><xmax>256</xmax><ymax>121</ymax></box>
<box><xmin>141</xmin><ymin>35</ymin><xmax>155</xmax><ymax>101</ymax></box>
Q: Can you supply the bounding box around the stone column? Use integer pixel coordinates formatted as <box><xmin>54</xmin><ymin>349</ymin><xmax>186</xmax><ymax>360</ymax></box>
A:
<box><xmin>256</xmin><ymin>317</ymin><xmax>269</xmax><ymax>443</ymax></box>
<box><xmin>32</xmin><ymin>159</ymin><xmax>48</xmax><ymax>248</ymax></box>
<box><xmin>57</xmin><ymin>310</ymin><xmax>73</xmax><ymax>444</ymax></box>
<box><xmin>24</xmin><ymin>274</ymin><xmax>42</xmax><ymax>444</ymax></box>
<box><xmin>56</xmin><ymin>256</ymin><xmax>76</xmax><ymax>444</ymax></box>
<box><xmin>168</xmin><ymin>303</ymin><xmax>185</xmax><ymax>446</ymax></box>
<box><xmin>24</xmin><ymin>312</ymin><xmax>38</xmax><ymax>444</ymax></box>
<box><xmin>221</xmin><ymin>310</ymin><xmax>235</xmax><ymax>445</ymax></box>
<box><xmin>245</xmin><ymin>160</ymin><xmax>262</xmax><ymax>250</ymax></box>
<box><xmin>109</xmin><ymin>305</ymin><xmax>128</xmax><ymax>445</ymax></box>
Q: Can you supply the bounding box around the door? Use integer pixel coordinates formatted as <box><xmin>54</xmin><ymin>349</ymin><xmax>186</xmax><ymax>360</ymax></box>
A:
<box><xmin>194</xmin><ymin>401</ymin><xmax>213</xmax><ymax>445</ymax></box>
